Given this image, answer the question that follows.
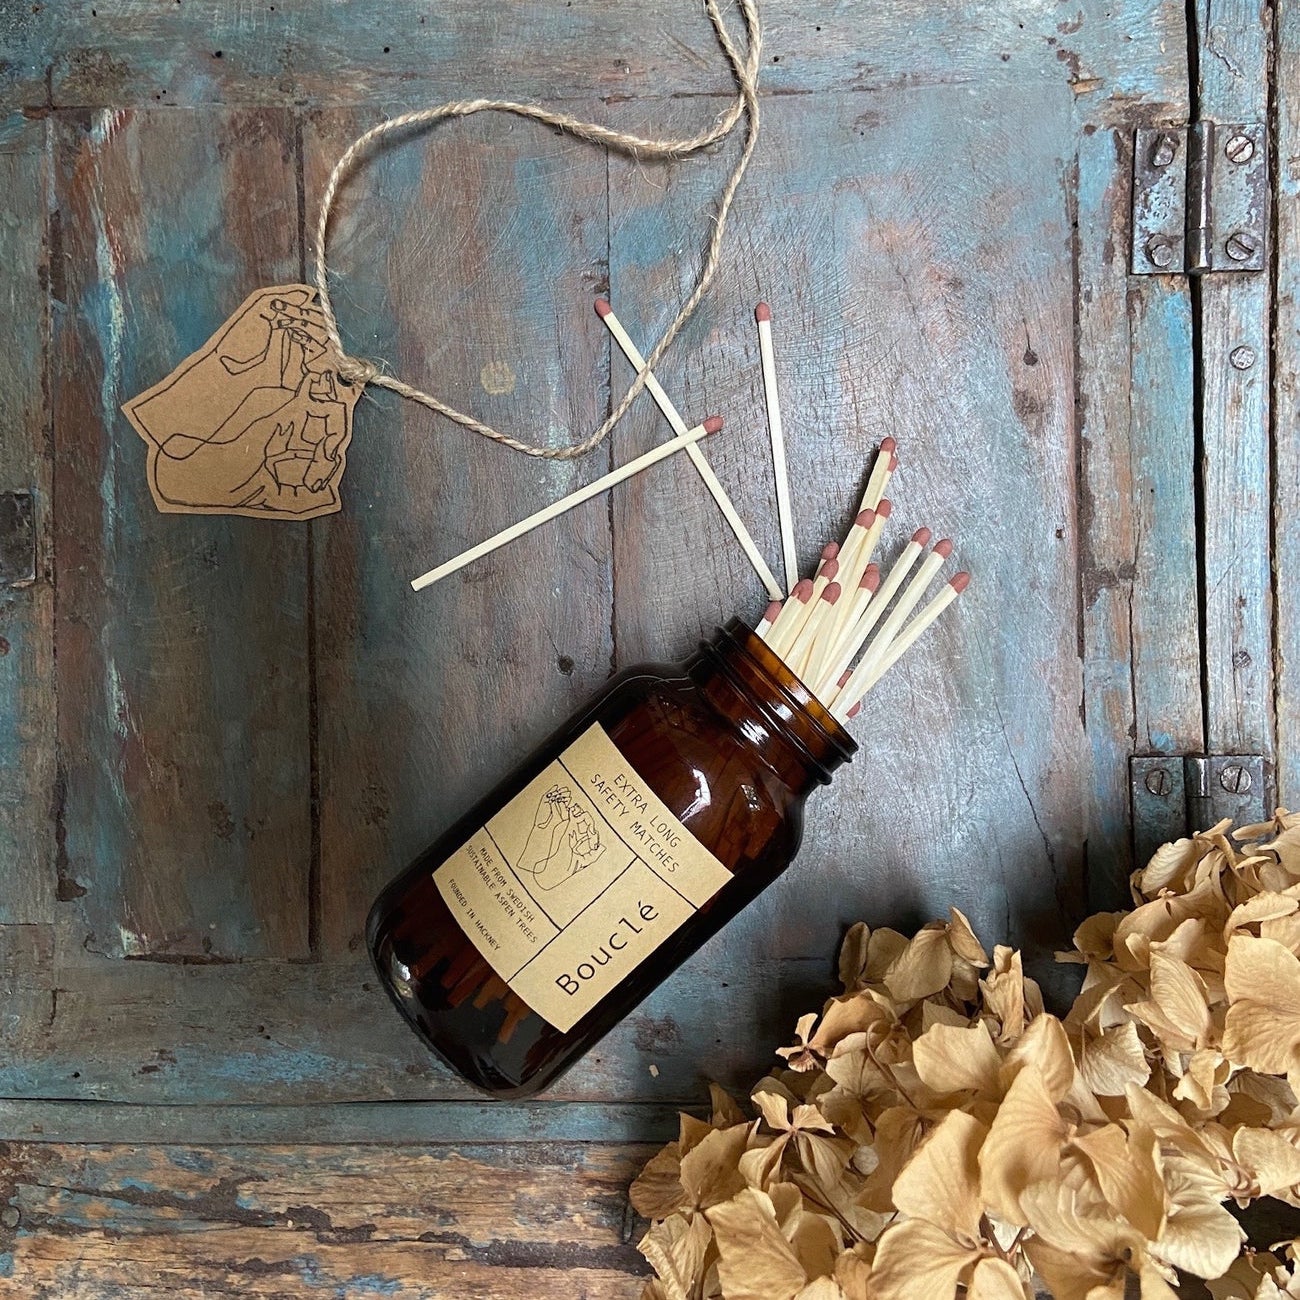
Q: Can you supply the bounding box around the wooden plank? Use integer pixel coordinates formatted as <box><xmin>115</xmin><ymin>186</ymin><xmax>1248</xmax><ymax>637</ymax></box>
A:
<box><xmin>51</xmin><ymin>107</ymin><xmax>312</xmax><ymax>960</ymax></box>
<box><xmin>302</xmin><ymin>108</ymin><xmax>614</xmax><ymax>957</ymax></box>
<box><xmin>1276</xmin><ymin>0</ymin><xmax>1300</xmax><ymax>802</ymax></box>
<box><xmin>609</xmin><ymin>82</ymin><xmax>1087</xmax><ymax>1025</ymax></box>
<box><xmin>0</xmin><ymin>113</ymin><xmax>55</xmax><ymax>926</ymax></box>
<box><xmin>3</xmin><ymin>0</ymin><xmax>1187</xmax><ymax>114</ymax></box>
<box><xmin>0</xmin><ymin>1140</ymin><xmax>652</xmax><ymax>1298</ymax></box>
<box><xmin>1075</xmin><ymin>125</ymin><xmax>1199</xmax><ymax>902</ymax></box>
<box><xmin>0</xmin><ymin>1099</ymin><xmax>685</xmax><ymax>1145</ymax></box>
<box><xmin>1194</xmin><ymin>0</ymin><xmax>1274</xmax><ymax>765</ymax></box>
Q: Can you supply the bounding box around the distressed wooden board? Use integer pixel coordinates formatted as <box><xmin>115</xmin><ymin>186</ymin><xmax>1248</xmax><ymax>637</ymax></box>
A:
<box><xmin>1194</xmin><ymin>0</ymin><xmax>1274</xmax><ymax>767</ymax></box>
<box><xmin>0</xmin><ymin>1141</ymin><xmax>653</xmax><ymax>1298</ymax></box>
<box><xmin>0</xmin><ymin>113</ymin><xmax>55</xmax><ymax>928</ymax></box>
<box><xmin>50</xmin><ymin>107</ymin><xmax>312</xmax><ymax>961</ymax></box>
<box><xmin>0</xmin><ymin>1099</ymin><xmax>685</xmax><ymax>1145</ymax></box>
<box><xmin>608</xmin><ymin>80</ymin><xmax>1088</xmax><ymax>1024</ymax></box>
<box><xmin>1075</xmin><ymin>125</ymin><xmax>1200</xmax><ymax>904</ymax></box>
<box><xmin>1275</xmin><ymin>0</ymin><xmax>1300</xmax><ymax>802</ymax></box>
<box><xmin>2</xmin><ymin>1</ymin><xmax>1185</xmax><ymax>115</ymax></box>
<box><xmin>302</xmin><ymin>108</ymin><xmax>614</xmax><ymax>960</ymax></box>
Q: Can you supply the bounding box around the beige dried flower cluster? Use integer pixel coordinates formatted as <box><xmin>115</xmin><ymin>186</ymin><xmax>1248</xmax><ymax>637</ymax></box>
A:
<box><xmin>631</xmin><ymin>813</ymin><xmax>1300</xmax><ymax>1300</ymax></box>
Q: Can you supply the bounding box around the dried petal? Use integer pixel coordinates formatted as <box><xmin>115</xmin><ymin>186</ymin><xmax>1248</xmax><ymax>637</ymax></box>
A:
<box><xmin>947</xmin><ymin>907</ymin><xmax>990</xmax><ymax>967</ymax></box>
<box><xmin>1222</xmin><ymin>937</ymin><xmax>1300</xmax><ymax>1077</ymax></box>
<box><xmin>1071</xmin><ymin>1021</ymin><xmax>1151</xmax><ymax>1096</ymax></box>
<box><xmin>912</xmin><ymin>1021</ymin><xmax>1002</xmax><ymax>1098</ymax></box>
<box><xmin>1071</xmin><ymin>1121</ymin><xmax>1165</xmax><ymax>1239</ymax></box>
<box><xmin>707</xmin><ymin>1188</ymin><xmax>807</xmax><ymax>1300</ymax></box>
<box><xmin>979</xmin><ymin>1066</ymin><xmax>1067</xmax><ymax>1225</ymax></box>
<box><xmin>680</xmin><ymin>1123</ymin><xmax>751</xmax><ymax>1211</ymax></box>
<box><xmin>892</xmin><ymin>1110</ymin><xmax>987</xmax><ymax>1242</ymax></box>
<box><xmin>967</xmin><ymin>1257</ymin><xmax>1030</xmax><ymax>1300</ymax></box>
<box><xmin>868</xmin><ymin>1218</ymin><xmax>980</xmax><ymax>1300</ymax></box>
<box><xmin>639</xmin><ymin>1212</ymin><xmax>713</xmax><ymax>1300</ymax></box>
<box><xmin>884</xmin><ymin>928</ymin><xmax>954</xmax><ymax>1002</ymax></box>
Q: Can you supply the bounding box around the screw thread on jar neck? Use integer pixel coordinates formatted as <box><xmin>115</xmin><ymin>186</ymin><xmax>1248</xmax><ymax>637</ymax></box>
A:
<box><xmin>689</xmin><ymin>618</ymin><xmax>856</xmax><ymax>792</ymax></box>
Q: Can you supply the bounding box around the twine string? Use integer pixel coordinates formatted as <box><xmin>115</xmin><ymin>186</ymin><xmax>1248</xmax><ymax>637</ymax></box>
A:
<box><xmin>311</xmin><ymin>0</ymin><xmax>761</xmax><ymax>461</ymax></box>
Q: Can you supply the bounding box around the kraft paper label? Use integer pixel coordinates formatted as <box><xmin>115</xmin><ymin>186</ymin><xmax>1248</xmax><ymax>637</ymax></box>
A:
<box><xmin>433</xmin><ymin>723</ymin><xmax>732</xmax><ymax>1032</ymax></box>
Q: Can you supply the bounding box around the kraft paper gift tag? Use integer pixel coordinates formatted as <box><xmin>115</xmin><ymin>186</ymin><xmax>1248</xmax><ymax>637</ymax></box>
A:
<box><xmin>123</xmin><ymin>285</ymin><xmax>361</xmax><ymax>520</ymax></box>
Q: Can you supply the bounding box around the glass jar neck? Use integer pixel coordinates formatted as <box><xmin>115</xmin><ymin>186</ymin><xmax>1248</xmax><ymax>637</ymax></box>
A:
<box><xmin>687</xmin><ymin>618</ymin><xmax>856</xmax><ymax>797</ymax></box>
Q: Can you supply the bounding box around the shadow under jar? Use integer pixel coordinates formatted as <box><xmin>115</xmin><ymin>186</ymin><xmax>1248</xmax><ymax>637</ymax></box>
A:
<box><xmin>367</xmin><ymin>618</ymin><xmax>855</xmax><ymax>1099</ymax></box>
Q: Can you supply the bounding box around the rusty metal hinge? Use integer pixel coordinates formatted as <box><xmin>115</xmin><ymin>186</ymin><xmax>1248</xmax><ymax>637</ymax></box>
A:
<box><xmin>1130</xmin><ymin>121</ymin><xmax>1267</xmax><ymax>275</ymax></box>
<box><xmin>1130</xmin><ymin>753</ymin><xmax>1269</xmax><ymax>869</ymax></box>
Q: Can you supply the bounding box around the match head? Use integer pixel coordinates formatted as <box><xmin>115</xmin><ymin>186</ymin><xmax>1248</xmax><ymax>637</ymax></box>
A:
<box><xmin>755</xmin><ymin>302</ymin><xmax>772</xmax><ymax>322</ymax></box>
<box><xmin>861</xmin><ymin>562</ymin><xmax>881</xmax><ymax>591</ymax></box>
<box><xmin>933</xmin><ymin>538</ymin><xmax>954</xmax><ymax>559</ymax></box>
<box><xmin>594</xmin><ymin>298</ymin><xmax>612</xmax><ymax>318</ymax></box>
<box><xmin>822</xmin><ymin>581</ymin><xmax>842</xmax><ymax>604</ymax></box>
<box><xmin>950</xmin><ymin>571</ymin><xmax>971</xmax><ymax>593</ymax></box>
<box><xmin>876</xmin><ymin>498</ymin><xmax>893</xmax><ymax>518</ymax></box>
<box><xmin>846</xmin><ymin>701</ymin><xmax>862</xmax><ymax>719</ymax></box>
<box><xmin>911</xmin><ymin>526</ymin><xmax>932</xmax><ymax>547</ymax></box>
<box><xmin>819</xmin><ymin>558</ymin><xmax>839</xmax><ymax>581</ymax></box>
<box><xmin>792</xmin><ymin>578</ymin><xmax>814</xmax><ymax>603</ymax></box>
<box><xmin>703</xmin><ymin>415</ymin><xmax>724</xmax><ymax>435</ymax></box>
<box><xmin>760</xmin><ymin>599</ymin><xmax>782</xmax><ymax>624</ymax></box>
<box><xmin>854</xmin><ymin>509</ymin><xmax>875</xmax><ymax>528</ymax></box>
<box><xmin>821</xmin><ymin>540</ymin><xmax>840</xmax><ymax>561</ymax></box>
<box><xmin>880</xmin><ymin>436</ymin><xmax>896</xmax><ymax>453</ymax></box>
<box><xmin>889</xmin><ymin>453</ymin><xmax>899</xmax><ymax>471</ymax></box>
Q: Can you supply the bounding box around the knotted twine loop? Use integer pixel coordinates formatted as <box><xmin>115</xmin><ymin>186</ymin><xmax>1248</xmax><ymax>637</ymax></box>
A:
<box><xmin>311</xmin><ymin>0</ymin><xmax>762</xmax><ymax>461</ymax></box>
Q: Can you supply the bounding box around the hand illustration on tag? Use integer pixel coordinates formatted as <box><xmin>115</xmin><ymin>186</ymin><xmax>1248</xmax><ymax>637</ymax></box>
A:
<box><xmin>518</xmin><ymin>785</ymin><xmax>605</xmax><ymax>891</ymax></box>
<box><xmin>122</xmin><ymin>284</ymin><xmax>361</xmax><ymax>520</ymax></box>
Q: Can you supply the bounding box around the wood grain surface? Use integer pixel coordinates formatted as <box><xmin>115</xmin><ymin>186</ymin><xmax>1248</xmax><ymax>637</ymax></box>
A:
<box><xmin>3</xmin><ymin>0</ymin><xmax>1288</xmax><ymax>1292</ymax></box>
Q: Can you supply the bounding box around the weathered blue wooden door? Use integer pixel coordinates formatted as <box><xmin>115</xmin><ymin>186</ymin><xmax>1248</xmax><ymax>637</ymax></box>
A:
<box><xmin>0</xmin><ymin>0</ymin><xmax>1273</xmax><ymax>1149</ymax></box>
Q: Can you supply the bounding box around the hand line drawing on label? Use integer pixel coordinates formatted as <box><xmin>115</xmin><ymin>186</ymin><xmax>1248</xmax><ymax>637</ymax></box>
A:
<box><xmin>515</xmin><ymin>785</ymin><xmax>605</xmax><ymax>891</ymax></box>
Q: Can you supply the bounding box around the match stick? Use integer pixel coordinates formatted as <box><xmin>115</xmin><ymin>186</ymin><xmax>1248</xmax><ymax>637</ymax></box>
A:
<box><xmin>861</xmin><ymin>437</ymin><xmax>896</xmax><ymax>512</ymax></box>
<box><xmin>829</xmin><ymin>538</ymin><xmax>952</xmax><ymax>708</ymax></box>
<box><xmin>755</xmin><ymin>303</ymin><xmax>799</xmax><ymax>593</ymax></box>
<box><xmin>787</xmin><ymin>581</ymin><xmax>841</xmax><ymax>680</ymax></box>
<box><xmin>835</xmin><ymin>572</ymin><xmax>969</xmax><ymax>715</ymax></box>
<box><xmin>596</xmin><ymin>299</ymin><xmax>783</xmax><ymax>601</ymax></box>
<box><xmin>766</xmin><ymin>578</ymin><xmax>814</xmax><ymax>654</ymax></box>
<box><xmin>781</xmin><ymin>552</ymin><xmax>838</xmax><ymax>652</ymax></box>
<box><xmin>755</xmin><ymin>599</ymin><xmax>783</xmax><ymax>638</ymax></box>
<box><xmin>411</xmin><ymin>418</ymin><xmax>721</xmax><ymax>591</ymax></box>
<box><xmin>810</xmin><ymin>561</ymin><xmax>880</xmax><ymax>689</ymax></box>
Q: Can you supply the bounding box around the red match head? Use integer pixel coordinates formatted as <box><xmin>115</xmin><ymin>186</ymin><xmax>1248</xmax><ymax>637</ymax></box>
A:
<box><xmin>819</xmin><ymin>558</ymin><xmax>839</xmax><ymax>581</ymax></box>
<box><xmin>761</xmin><ymin>599</ymin><xmax>782</xmax><ymax>623</ymax></box>
<box><xmin>861</xmin><ymin>563</ymin><xmax>881</xmax><ymax>591</ymax></box>
<box><xmin>822</xmin><ymin>581</ymin><xmax>842</xmax><ymax>604</ymax></box>
<box><xmin>703</xmin><ymin>416</ymin><xmax>724</xmax><ymax>435</ymax></box>
<box><xmin>846</xmin><ymin>701</ymin><xmax>862</xmax><ymax>719</ymax></box>
<box><xmin>889</xmin><ymin>452</ymin><xmax>899</xmax><ymax>471</ymax></box>
<box><xmin>880</xmin><ymin>436</ymin><xmax>896</xmax><ymax>453</ymax></box>
<box><xmin>837</xmin><ymin>669</ymin><xmax>852</xmax><ymax>688</ymax></box>
<box><xmin>950</xmin><ymin>571</ymin><xmax>971</xmax><ymax>593</ymax></box>
<box><xmin>755</xmin><ymin>302</ymin><xmax>772</xmax><ymax>322</ymax></box>
<box><xmin>821</xmin><ymin>540</ymin><xmax>840</xmax><ymax>561</ymax></box>
<box><xmin>911</xmin><ymin>527</ymin><xmax>932</xmax><ymax>547</ymax></box>
<box><xmin>876</xmin><ymin>498</ymin><xmax>893</xmax><ymax>518</ymax></box>
<box><xmin>793</xmin><ymin>578</ymin><xmax>814</xmax><ymax>603</ymax></box>
<box><xmin>854</xmin><ymin>509</ymin><xmax>875</xmax><ymax>528</ymax></box>
<box><xmin>934</xmin><ymin>538</ymin><xmax>954</xmax><ymax>559</ymax></box>
<box><xmin>594</xmin><ymin>298</ymin><xmax>612</xmax><ymax>318</ymax></box>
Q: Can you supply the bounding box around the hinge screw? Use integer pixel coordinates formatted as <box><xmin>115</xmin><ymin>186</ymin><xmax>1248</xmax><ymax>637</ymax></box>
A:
<box><xmin>1150</xmin><ymin>133</ymin><xmax>1179</xmax><ymax>168</ymax></box>
<box><xmin>1219</xmin><ymin>763</ymin><xmax>1253</xmax><ymax>794</ymax></box>
<box><xmin>1224</xmin><ymin>133</ymin><xmax>1255</xmax><ymax>164</ymax></box>
<box><xmin>1145</xmin><ymin>236</ymin><xmax>1176</xmax><ymax>269</ymax></box>
<box><xmin>1224</xmin><ymin>231</ymin><xmax>1258</xmax><ymax>262</ymax></box>
<box><xmin>1230</xmin><ymin>345</ymin><xmax>1257</xmax><ymax>371</ymax></box>
<box><xmin>1144</xmin><ymin>767</ymin><xmax>1173</xmax><ymax>796</ymax></box>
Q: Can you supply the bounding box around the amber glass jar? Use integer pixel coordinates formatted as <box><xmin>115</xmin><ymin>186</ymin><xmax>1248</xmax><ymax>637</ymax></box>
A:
<box><xmin>367</xmin><ymin>618</ymin><xmax>855</xmax><ymax>1099</ymax></box>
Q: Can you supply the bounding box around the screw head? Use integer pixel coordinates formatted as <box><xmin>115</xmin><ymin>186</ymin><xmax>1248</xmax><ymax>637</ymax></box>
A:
<box><xmin>1224</xmin><ymin>231</ymin><xmax>1258</xmax><ymax>262</ymax></box>
<box><xmin>1224</xmin><ymin>133</ymin><xmax>1255</xmax><ymax>164</ymax></box>
<box><xmin>1145</xmin><ymin>236</ymin><xmax>1176</xmax><ymax>269</ymax></box>
<box><xmin>1145</xmin><ymin>767</ymin><xmax>1173</xmax><ymax>796</ymax></box>
<box><xmin>1219</xmin><ymin>763</ymin><xmax>1253</xmax><ymax>795</ymax></box>
<box><xmin>1150</xmin><ymin>133</ymin><xmax>1178</xmax><ymax>169</ymax></box>
<box><xmin>1230</xmin><ymin>345</ymin><xmax>1257</xmax><ymax>371</ymax></box>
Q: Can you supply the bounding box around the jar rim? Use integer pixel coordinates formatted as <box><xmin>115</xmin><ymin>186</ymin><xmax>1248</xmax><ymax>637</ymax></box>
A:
<box><xmin>705</xmin><ymin>619</ymin><xmax>857</xmax><ymax>780</ymax></box>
